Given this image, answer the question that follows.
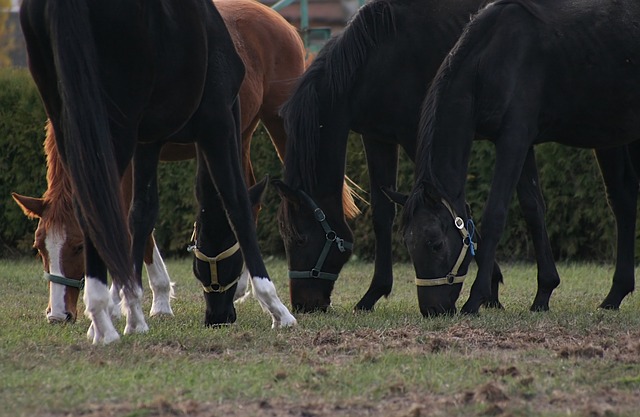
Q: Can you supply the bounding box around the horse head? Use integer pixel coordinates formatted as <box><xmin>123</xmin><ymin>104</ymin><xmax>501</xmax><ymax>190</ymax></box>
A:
<box><xmin>191</xmin><ymin>176</ymin><xmax>270</xmax><ymax>326</ymax></box>
<box><xmin>272</xmin><ymin>179</ymin><xmax>353</xmax><ymax>313</ymax></box>
<box><xmin>12</xmin><ymin>192</ymin><xmax>84</xmax><ymax>323</ymax></box>
<box><xmin>387</xmin><ymin>182</ymin><xmax>475</xmax><ymax>317</ymax></box>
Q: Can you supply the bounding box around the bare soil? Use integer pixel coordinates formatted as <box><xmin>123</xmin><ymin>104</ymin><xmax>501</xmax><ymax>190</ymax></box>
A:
<box><xmin>43</xmin><ymin>322</ymin><xmax>640</xmax><ymax>417</ymax></box>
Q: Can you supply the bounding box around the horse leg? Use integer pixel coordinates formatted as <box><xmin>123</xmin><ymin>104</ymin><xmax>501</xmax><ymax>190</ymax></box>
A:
<box><xmin>462</xmin><ymin>136</ymin><xmax>532</xmax><ymax>315</ymax></box>
<box><xmin>83</xmin><ymin>238</ymin><xmax>120</xmax><ymax>344</ymax></box>
<box><xmin>143</xmin><ymin>234</ymin><xmax>175</xmax><ymax>317</ymax></box>
<box><xmin>121</xmin><ymin>160</ymin><xmax>174</xmax><ymax>317</ymax></box>
<box><xmin>595</xmin><ymin>146</ymin><xmax>638</xmax><ymax>309</ymax></box>
<box><xmin>117</xmin><ymin>142</ymin><xmax>163</xmax><ymax>335</ymax></box>
<box><xmin>195</xmin><ymin>98</ymin><xmax>295</xmax><ymax>328</ymax></box>
<box><xmin>515</xmin><ymin>147</ymin><xmax>560</xmax><ymax>311</ymax></box>
<box><xmin>354</xmin><ymin>136</ymin><xmax>399</xmax><ymax>311</ymax></box>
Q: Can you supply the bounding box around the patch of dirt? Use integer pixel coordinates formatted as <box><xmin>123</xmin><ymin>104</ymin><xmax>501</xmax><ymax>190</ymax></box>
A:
<box><xmin>34</xmin><ymin>323</ymin><xmax>640</xmax><ymax>417</ymax></box>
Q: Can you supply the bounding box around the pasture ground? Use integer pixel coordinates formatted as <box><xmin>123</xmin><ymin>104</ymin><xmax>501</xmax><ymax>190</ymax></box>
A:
<box><xmin>2</xmin><ymin>258</ymin><xmax>640</xmax><ymax>417</ymax></box>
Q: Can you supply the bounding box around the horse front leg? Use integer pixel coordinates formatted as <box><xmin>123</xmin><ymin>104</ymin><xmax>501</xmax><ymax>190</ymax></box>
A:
<box><xmin>595</xmin><ymin>145</ymin><xmax>638</xmax><ymax>309</ymax></box>
<box><xmin>515</xmin><ymin>147</ymin><xmax>560</xmax><ymax>311</ymax></box>
<box><xmin>354</xmin><ymin>136</ymin><xmax>399</xmax><ymax>311</ymax></box>
<box><xmin>462</xmin><ymin>139</ymin><xmax>531</xmax><ymax>315</ymax></box>
<box><xmin>196</xmin><ymin>99</ymin><xmax>296</xmax><ymax>328</ymax></box>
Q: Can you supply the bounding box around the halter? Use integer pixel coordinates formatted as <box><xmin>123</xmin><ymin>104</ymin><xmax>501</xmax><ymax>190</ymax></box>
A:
<box><xmin>45</xmin><ymin>272</ymin><xmax>85</xmax><ymax>290</ymax></box>
<box><xmin>187</xmin><ymin>222</ymin><xmax>241</xmax><ymax>293</ymax></box>
<box><xmin>288</xmin><ymin>190</ymin><xmax>353</xmax><ymax>282</ymax></box>
<box><xmin>415</xmin><ymin>199</ymin><xmax>476</xmax><ymax>287</ymax></box>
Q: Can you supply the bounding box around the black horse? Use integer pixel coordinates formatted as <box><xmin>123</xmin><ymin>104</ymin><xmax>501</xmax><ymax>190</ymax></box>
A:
<box><xmin>396</xmin><ymin>0</ymin><xmax>640</xmax><ymax>315</ymax></box>
<box><xmin>273</xmin><ymin>0</ymin><xmax>563</xmax><ymax>313</ymax></box>
<box><xmin>20</xmin><ymin>0</ymin><xmax>295</xmax><ymax>343</ymax></box>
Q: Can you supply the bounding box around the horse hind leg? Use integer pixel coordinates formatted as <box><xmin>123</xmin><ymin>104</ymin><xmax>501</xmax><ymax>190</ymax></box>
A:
<box><xmin>83</xmin><ymin>239</ymin><xmax>121</xmax><ymax>344</ymax></box>
<box><xmin>516</xmin><ymin>148</ymin><xmax>560</xmax><ymax>311</ymax></box>
<box><xmin>143</xmin><ymin>234</ymin><xmax>175</xmax><ymax>317</ymax></box>
<box><xmin>595</xmin><ymin>146</ymin><xmax>638</xmax><ymax>309</ymax></box>
<box><xmin>195</xmin><ymin>99</ymin><xmax>295</xmax><ymax>328</ymax></box>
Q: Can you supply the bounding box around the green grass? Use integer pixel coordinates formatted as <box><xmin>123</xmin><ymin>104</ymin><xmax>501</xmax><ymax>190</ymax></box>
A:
<box><xmin>2</xmin><ymin>258</ymin><xmax>640</xmax><ymax>416</ymax></box>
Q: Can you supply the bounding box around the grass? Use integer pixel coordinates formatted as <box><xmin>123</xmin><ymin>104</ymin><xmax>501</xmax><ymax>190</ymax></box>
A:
<box><xmin>2</xmin><ymin>257</ymin><xmax>640</xmax><ymax>416</ymax></box>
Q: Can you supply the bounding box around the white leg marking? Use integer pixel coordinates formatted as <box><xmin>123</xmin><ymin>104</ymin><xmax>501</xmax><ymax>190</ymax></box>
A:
<box><xmin>233</xmin><ymin>266</ymin><xmax>252</xmax><ymax>304</ymax></box>
<box><xmin>45</xmin><ymin>228</ymin><xmax>69</xmax><ymax>323</ymax></box>
<box><xmin>121</xmin><ymin>284</ymin><xmax>149</xmax><ymax>335</ymax></box>
<box><xmin>108</xmin><ymin>283</ymin><xmax>122</xmax><ymax>320</ymax></box>
<box><xmin>251</xmin><ymin>276</ymin><xmax>297</xmax><ymax>328</ymax></box>
<box><xmin>145</xmin><ymin>244</ymin><xmax>174</xmax><ymax>317</ymax></box>
<box><xmin>84</xmin><ymin>277</ymin><xmax>120</xmax><ymax>344</ymax></box>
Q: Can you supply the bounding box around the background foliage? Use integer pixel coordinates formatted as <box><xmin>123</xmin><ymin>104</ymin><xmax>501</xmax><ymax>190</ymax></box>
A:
<box><xmin>1</xmin><ymin>68</ymin><xmax>632</xmax><ymax>262</ymax></box>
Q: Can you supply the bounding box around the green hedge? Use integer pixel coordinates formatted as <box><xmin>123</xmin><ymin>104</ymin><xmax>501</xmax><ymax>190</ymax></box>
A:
<box><xmin>0</xmin><ymin>68</ymin><xmax>633</xmax><ymax>264</ymax></box>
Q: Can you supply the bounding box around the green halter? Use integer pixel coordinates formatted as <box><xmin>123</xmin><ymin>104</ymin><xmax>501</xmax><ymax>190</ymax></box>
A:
<box><xmin>44</xmin><ymin>272</ymin><xmax>85</xmax><ymax>290</ymax></box>
<box><xmin>288</xmin><ymin>190</ymin><xmax>353</xmax><ymax>282</ymax></box>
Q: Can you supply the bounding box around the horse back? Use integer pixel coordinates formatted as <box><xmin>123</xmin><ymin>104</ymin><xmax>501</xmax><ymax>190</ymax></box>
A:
<box><xmin>469</xmin><ymin>0</ymin><xmax>640</xmax><ymax>145</ymax></box>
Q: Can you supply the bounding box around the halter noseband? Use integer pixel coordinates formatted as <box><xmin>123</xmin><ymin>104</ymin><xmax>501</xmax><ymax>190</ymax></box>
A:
<box><xmin>288</xmin><ymin>190</ymin><xmax>353</xmax><ymax>282</ymax></box>
<box><xmin>187</xmin><ymin>222</ymin><xmax>241</xmax><ymax>293</ymax></box>
<box><xmin>45</xmin><ymin>272</ymin><xmax>85</xmax><ymax>290</ymax></box>
<box><xmin>415</xmin><ymin>199</ymin><xmax>476</xmax><ymax>287</ymax></box>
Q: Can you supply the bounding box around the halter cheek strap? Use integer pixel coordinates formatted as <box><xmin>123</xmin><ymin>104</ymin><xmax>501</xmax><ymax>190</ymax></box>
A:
<box><xmin>187</xmin><ymin>223</ymin><xmax>241</xmax><ymax>293</ymax></box>
<box><xmin>415</xmin><ymin>199</ymin><xmax>476</xmax><ymax>287</ymax></box>
<box><xmin>44</xmin><ymin>272</ymin><xmax>85</xmax><ymax>290</ymax></box>
<box><xmin>288</xmin><ymin>190</ymin><xmax>353</xmax><ymax>282</ymax></box>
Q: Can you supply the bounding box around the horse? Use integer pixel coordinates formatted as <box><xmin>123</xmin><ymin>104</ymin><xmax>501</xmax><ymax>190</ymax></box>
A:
<box><xmin>395</xmin><ymin>0</ymin><xmax>640</xmax><ymax>315</ymax></box>
<box><xmin>20</xmin><ymin>0</ymin><xmax>297</xmax><ymax>343</ymax></box>
<box><xmin>272</xmin><ymin>0</ymin><xmax>563</xmax><ymax>313</ymax></box>
<box><xmin>13</xmin><ymin>0</ymin><xmax>306</xmax><ymax>327</ymax></box>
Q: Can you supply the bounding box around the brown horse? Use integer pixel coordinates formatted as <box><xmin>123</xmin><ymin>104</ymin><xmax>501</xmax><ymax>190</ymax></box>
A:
<box><xmin>13</xmin><ymin>0</ymin><xmax>305</xmax><ymax>325</ymax></box>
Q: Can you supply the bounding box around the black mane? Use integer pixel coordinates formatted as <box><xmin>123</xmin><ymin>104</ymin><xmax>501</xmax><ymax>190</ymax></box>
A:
<box><xmin>280</xmin><ymin>0</ymin><xmax>396</xmax><ymax>193</ymax></box>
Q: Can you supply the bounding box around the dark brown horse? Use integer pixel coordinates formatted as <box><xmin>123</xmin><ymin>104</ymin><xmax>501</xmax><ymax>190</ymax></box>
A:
<box><xmin>13</xmin><ymin>0</ymin><xmax>306</xmax><ymax>326</ymax></box>
<box><xmin>19</xmin><ymin>0</ymin><xmax>297</xmax><ymax>343</ymax></box>
<box><xmin>398</xmin><ymin>0</ymin><xmax>640</xmax><ymax>315</ymax></box>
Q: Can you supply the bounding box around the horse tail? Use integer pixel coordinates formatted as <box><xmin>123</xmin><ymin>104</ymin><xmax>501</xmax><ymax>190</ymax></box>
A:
<box><xmin>281</xmin><ymin>0</ymin><xmax>395</xmax><ymax>215</ymax></box>
<box><xmin>47</xmin><ymin>0</ymin><xmax>133</xmax><ymax>290</ymax></box>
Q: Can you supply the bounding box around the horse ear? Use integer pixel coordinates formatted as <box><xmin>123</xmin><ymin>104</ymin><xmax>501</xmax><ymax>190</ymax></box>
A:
<box><xmin>248</xmin><ymin>175</ymin><xmax>269</xmax><ymax>207</ymax></box>
<box><xmin>270</xmin><ymin>178</ymin><xmax>300</xmax><ymax>205</ymax></box>
<box><xmin>11</xmin><ymin>193</ymin><xmax>45</xmax><ymax>219</ymax></box>
<box><xmin>381</xmin><ymin>186</ymin><xmax>408</xmax><ymax>206</ymax></box>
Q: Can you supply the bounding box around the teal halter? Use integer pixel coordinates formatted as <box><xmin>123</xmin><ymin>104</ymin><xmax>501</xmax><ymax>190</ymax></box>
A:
<box><xmin>288</xmin><ymin>190</ymin><xmax>353</xmax><ymax>282</ymax></box>
<box><xmin>44</xmin><ymin>272</ymin><xmax>85</xmax><ymax>290</ymax></box>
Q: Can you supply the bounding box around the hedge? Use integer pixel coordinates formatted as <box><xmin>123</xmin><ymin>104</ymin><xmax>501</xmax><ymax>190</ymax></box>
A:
<box><xmin>1</xmin><ymin>68</ymin><xmax>634</xmax><ymax>264</ymax></box>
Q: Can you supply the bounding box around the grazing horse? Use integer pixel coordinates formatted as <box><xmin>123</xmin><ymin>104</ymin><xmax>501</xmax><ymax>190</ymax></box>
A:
<box><xmin>13</xmin><ymin>0</ymin><xmax>306</xmax><ymax>326</ymax></box>
<box><xmin>273</xmin><ymin>0</ymin><xmax>562</xmax><ymax>313</ymax></box>
<box><xmin>20</xmin><ymin>0</ymin><xmax>296</xmax><ymax>343</ymax></box>
<box><xmin>397</xmin><ymin>0</ymin><xmax>640</xmax><ymax>315</ymax></box>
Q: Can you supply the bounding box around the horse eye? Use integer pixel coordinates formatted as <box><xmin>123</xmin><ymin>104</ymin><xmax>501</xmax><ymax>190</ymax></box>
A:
<box><xmin>72</xmin><ymin>245</ymin><xmax>84</xmax><ymax>255</ymax></box>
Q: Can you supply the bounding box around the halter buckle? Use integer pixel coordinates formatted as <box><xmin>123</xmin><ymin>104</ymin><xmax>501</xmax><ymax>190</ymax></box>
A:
<box><xmin>311</xmin><ymin>268</ymin><xmax>321</xmax><ymax>278</ymax></box>
<box><xmin>446</xmin><ymin>274</ymin><xmax>456</xmax><ymax>284</ymax></box>
<box><xmin>326</xmin><ymin>231</ymin><xmax>336</xmax><ymax>241</ymax></box>
<box><xmin>454</xmin><ymin>217</ymin><xmax>464</xmax><ymax>230</ymax></box>
<box><xmin>314</xmin><ymin>208</ymin><xmax>326</xmax><ymax>222</ymax></box>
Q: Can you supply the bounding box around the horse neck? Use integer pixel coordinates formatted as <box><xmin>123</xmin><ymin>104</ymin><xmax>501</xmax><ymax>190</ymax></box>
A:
<box><xmin>42</xmin><ymin>122</ymin><xmax>75</xmax><ymax>226</ymax></box>
<box><xmin>417</xmin><ymin>73</ymin><xmax>475</xmax><ymax>208</ymax></box>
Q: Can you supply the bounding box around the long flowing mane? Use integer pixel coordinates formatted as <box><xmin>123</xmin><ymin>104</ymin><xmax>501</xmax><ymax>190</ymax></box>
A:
<box><xmin>280</xmin><ymin>0</ymin><xmax>395</xmax><ymax>194</ymax></box>
<box><xmin>41</xmin><ymin>121</ymin><xmax>75</xmax><ymax>231</ymax></box>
